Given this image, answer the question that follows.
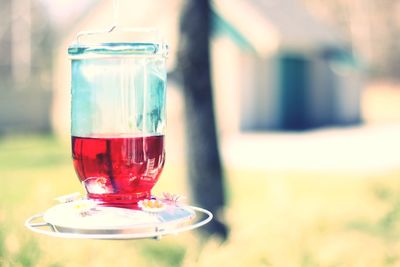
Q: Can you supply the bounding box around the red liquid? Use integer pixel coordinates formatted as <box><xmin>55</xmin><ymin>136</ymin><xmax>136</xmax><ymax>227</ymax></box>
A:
<box><xmin>72</xmin><ymin>135</ymin><xmax>165</xmax><ymax>207</ymax></box>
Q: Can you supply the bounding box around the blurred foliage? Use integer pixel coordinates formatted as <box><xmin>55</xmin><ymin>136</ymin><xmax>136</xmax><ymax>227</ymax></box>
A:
<box><xmin>349</xmin><ymin>183</ymin><xmax>400</xmax><ymax>242</ymax></box>
<box><xmin>2</xmin><ymin>135</ymin><xmax>400</xmax><ymax>266</ymax></box>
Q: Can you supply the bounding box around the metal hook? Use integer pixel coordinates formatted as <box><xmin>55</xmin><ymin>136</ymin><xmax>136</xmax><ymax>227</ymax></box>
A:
<box><xmin>108</xmin><ymin>25</ymin><xmax>117</xmax><ymax>33</ymax></box>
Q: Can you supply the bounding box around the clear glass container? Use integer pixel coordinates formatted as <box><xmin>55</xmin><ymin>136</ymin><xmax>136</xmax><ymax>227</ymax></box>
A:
<box><xmin>68</xmin><ymin>31</ymin><xmax>168</xmax><ymax>208</ymax></box>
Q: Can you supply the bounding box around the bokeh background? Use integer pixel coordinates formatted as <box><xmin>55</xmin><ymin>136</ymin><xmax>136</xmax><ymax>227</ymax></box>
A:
<box><xmin>2</xmin><ymin>0</ymin><xmax>400</xmax><ymax>266</ymax></box>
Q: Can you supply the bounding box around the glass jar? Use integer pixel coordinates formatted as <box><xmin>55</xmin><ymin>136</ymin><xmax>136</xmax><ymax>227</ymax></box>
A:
<box><xmin>68</xmin><ymin>32</ymin><xmax>168</xmax><ymax>208</ymax></box>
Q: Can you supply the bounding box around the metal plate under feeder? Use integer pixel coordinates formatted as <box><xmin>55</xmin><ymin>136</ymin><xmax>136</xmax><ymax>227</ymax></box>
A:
<box><xmin>25</xmin><ymin>193</ymin><xmax>213</xmax><ymax>240</ymax></box>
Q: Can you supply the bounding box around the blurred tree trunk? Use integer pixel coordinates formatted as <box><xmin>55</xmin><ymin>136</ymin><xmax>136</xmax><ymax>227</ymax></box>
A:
<box><xmin>178</xmin><ymin>0</ymin><xmax>228</xmax><ymax>239</ymax></box>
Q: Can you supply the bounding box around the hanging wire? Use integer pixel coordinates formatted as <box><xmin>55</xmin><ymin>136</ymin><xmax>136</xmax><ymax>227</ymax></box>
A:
<box><xmin>110</xmin><ymin>0</ymin><xmax>119</xmax><ymax>32</ymax></box>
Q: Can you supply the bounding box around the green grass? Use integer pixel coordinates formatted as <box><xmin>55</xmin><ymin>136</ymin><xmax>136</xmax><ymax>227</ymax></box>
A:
<box><xmin>1</xmin><ymin>135</ymin><xmax>400</xmax><ymax>266</ymax></box>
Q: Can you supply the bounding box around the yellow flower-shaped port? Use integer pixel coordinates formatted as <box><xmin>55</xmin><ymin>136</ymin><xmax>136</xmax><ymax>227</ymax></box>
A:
<box><xmin>138</xmin><ymin>199</ymin><xmax>165</xmax><ymax>213</ymax></box>
<box><xmin>72</xmin><ymin>199</ymin><xmax>98</xmax><ymax>217</ymax></box>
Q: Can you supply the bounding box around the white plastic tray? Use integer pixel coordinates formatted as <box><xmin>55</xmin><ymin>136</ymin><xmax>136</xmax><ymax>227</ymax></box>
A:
<box><xmin>25</xmin><ymin>203</ymin><xmax>212</xmax><ymax>240</ymax></box>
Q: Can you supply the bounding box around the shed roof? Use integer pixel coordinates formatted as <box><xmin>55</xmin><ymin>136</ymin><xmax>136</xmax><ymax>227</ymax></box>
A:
<box><xmin>213</xmin><ymin>0</ymin><xmax>344</xmax><ymax>56</ymax></box>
